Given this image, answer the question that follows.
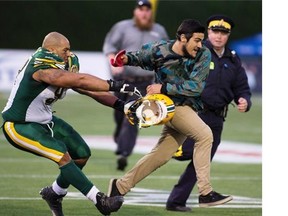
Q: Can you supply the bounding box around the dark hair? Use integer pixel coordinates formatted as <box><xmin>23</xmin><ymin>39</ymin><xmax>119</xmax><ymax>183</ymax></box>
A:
<box><xmin>176</xmin><ymin>19</ymin><xmax>205</xmax><ymax>41</ymax></box>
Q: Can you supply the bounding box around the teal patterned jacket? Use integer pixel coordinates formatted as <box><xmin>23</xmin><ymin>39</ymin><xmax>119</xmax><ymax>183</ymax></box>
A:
<box><xmin>126</xmin><ymin>40</ymin><xmax>211</xmax><ymax>111</ymax></box>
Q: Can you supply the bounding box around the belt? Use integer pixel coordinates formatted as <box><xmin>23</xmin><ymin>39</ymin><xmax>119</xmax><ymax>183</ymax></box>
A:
<box><xmin>202</xmin><ymin>105</ymin><xmax>228</xmax><ymax>118</ymax></box>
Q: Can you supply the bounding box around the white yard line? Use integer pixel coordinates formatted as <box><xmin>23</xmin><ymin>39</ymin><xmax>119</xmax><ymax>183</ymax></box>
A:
<box><xmin>0</xmin><ymin>188</ymin><xmax>261</xmax><ymax>209</ymax></box>
<box><xmin>83</xmin><ymin>135</ymin><xmax>262</xmax><ymax>164</ymax></box>
<box><xmin>0</xmin><ymin>174</ymin><xmax>261</xmax><ymax>181</ymax></box>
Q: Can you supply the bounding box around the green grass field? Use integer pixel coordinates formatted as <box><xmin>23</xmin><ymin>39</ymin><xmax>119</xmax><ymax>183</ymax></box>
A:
<box><xmin>0</xmin><ymin>92</ymin><xmax>262</xmax><ymax>216</ymax></box>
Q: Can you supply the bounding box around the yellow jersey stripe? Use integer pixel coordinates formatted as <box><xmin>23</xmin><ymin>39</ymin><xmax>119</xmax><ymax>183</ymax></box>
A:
<box><xmin>4</xmin><ymin>122</ymin><xmax>64</xmax><ymax>162</ymax></box>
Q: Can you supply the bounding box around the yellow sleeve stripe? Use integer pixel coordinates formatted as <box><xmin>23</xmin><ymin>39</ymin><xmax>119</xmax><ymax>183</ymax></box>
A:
<box><xmin>35</xmin><ymin>58</ymin><xmax>65</xmax><ymax>65</ymax></box>
<box><xmin>34</xmin><ymin>58</ymin><xmax>65</xmax><ymax>69</ymax></box>
<box><xmin>4</xmin><ymin>122</ymin><xmax>64</xmax><ymax>162</ymax></box>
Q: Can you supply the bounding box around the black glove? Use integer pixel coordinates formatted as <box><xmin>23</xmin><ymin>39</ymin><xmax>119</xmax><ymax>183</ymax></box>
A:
<box><xmin>107</xmin><ymin>79</ymin><xmax>142</xmax><ymax>97</ymax></box>
<box><xmin>113</xmin><ymin>99</ymin><xmax>125</xmax><ymax>112</ymax></box>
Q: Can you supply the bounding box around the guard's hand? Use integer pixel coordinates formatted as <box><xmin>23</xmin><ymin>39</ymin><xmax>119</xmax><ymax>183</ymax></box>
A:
<box><xmin>237</xmin><ymin>97</ymin><xmax>248</xmax><ymax>112</ymax></box>
<box><xmin>110</xmin><ymin>50</ymin><xmax>126</xmax><ymax>67</ymax></box>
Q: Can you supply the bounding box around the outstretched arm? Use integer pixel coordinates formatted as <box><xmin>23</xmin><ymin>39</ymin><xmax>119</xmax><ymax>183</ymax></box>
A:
<box><xmin>73</xmin><ymin>88</ymin><xmax>124</xmax><ymax>112</ymax></box>
<box><xmin>32</xmin><ymin>68</ymin><xmax>135</xmax><ymax>93</ymax></box>
<box><xmin>33</xmin><ymin>68</ymin><xmax>110</xmax><ymax>91</ymax></box>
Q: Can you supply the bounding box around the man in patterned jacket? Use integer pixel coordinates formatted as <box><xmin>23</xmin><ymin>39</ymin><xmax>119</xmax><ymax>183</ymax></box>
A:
<box><xmin>107</xmin><ymin>19</ymin><xmax>233</xmax><ymax>208</ymax></box>
<box><xmin>0</xmin><ymin>31</ymin><xmax>139</xmax><ymax>216</ymax></box>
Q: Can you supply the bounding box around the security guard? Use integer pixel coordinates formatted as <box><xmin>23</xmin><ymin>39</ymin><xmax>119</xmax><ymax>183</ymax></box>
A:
<box><xmin>166</xmin><ymin>14</ymin><xmax>252</xmax><ymax>212</ymax></box>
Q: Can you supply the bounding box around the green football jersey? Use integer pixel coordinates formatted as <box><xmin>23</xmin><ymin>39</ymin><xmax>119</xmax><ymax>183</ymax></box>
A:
<box><xmin>1</xmin><ymin>47</ymin><xmax>78</xmax><ymax>124</ymax></box>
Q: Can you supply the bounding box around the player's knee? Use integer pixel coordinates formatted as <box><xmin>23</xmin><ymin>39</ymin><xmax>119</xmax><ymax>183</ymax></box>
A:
<box><xmin>74</xmin><ymin>157</ymin><xmax>90</xmax><ymax>168</ymax></box>
<box><xmin>58</xmin><ymin>152</ymin><xmax>72</xmax><ymax>166</ymax></box>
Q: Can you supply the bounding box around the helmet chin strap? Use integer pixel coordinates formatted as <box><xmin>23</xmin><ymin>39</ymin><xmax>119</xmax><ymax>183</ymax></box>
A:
<box><xmin>128</xmin><ymin>87</ymin><xmax>143</xmax><ymax>98</ymax></box>
<box><xmin>138</xmin><ymin>120</ymin><xmax>143</xmax><ymax>129</ymax></box>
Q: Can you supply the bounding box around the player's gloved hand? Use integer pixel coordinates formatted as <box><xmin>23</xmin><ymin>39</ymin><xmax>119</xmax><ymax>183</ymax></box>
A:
<box><xmin>107</xmin><ymin>79</ymin><xmax>141</xmax><ymax>96</ymax></box>
<box><xmin>110</xmin><ymin>50</ymin><xmax>126</xmax><ymax>67</ymax></box>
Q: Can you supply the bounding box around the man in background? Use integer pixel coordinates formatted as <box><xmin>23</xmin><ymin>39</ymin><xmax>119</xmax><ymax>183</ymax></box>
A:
<box><xmin>102</xmin><ymin>0</ymin><xmax>169</xmax><ymax>171</ymax></box>
<box><xmin>166</xmin><ymin>14</ymin><xmax>252</xmax><ymax>212</ymax></box>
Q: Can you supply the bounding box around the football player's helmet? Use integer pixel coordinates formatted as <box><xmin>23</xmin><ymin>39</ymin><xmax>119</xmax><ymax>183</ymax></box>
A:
<box><xmin>124</xmin><ymin>94</ymin><xmax>175</xmax><ymax>128</ymax></box>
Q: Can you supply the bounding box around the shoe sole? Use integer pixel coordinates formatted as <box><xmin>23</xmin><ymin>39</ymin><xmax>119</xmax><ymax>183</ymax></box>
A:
<box><xmin>199</xmin><ymin>196</ymin><xmax>233</xmax><ymax>207</ymax></box>
<box><xmin>166</xmin><ymin>207</ymin><xmax>192</xmax><ymax>212</ymax></box>
<box><xmin>107</xmin><ymin>178</ymin><xmax>117</xmax><ymax>197</ymax></box>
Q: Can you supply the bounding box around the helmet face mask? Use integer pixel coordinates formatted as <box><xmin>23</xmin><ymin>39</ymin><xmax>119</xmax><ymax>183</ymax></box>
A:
<box><xmin>124</xmin><ymin>94</ymin><xmax>175</xmax><ymax>128</ymax></box>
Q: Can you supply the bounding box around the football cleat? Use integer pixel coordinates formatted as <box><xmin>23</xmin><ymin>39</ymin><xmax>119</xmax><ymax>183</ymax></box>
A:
<box><xmin>95</xmin><ymin>192</ymin><xmax>124</xmax><ymax>215</ymax></box>
<box><xmin>39</xmin><ymin>186</ymin><xmax>66</xmax><ymax>216</ymax></box>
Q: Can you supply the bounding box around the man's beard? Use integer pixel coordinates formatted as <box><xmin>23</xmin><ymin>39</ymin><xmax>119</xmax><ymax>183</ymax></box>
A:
<box><xmin>182</xmin><ymin>45</ymin><xmax>193</xmax><ymax>58</ymax></box>
<box><xmin>134</xmin><ymin>16</ymin><xmax>153</xmax><ymax>30</ymax></box>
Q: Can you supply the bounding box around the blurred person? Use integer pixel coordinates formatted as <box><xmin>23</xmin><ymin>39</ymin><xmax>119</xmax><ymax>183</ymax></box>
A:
<box><xmin>107</xmin><ymin>19</ymin><xmax>233</xmax><ymax>209</ymax></box>
<box><xmin>102</xmin><ymin>0</ymin><xmax>169</xmax><ymax>171</ymax></box>
<box><xmin>243</xmin><ymin>63</ymin><xmax>258</xmax><ymax>91</ymax></box>
<box><xmin>0</xmin><ymin>31</ymin><xmax>143</xmax><ymax>216</ymax></box>
<box><xmin>165</xmin><ymin>15</ymin><xmax>252</xmax><ymax>212</ymax></box>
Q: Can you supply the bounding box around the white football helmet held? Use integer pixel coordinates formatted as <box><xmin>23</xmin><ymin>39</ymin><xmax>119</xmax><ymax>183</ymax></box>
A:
<box><xmin>124</xmin><ymin>94</ymin><xmax>175</xmax><ymax>128</ymax></box>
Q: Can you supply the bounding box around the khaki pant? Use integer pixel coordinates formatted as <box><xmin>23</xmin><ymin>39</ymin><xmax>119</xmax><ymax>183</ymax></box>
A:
<box><xmin>117</xmin><ymin>105</ymin><xmax>213</xmax><ymax>195</ymax></box>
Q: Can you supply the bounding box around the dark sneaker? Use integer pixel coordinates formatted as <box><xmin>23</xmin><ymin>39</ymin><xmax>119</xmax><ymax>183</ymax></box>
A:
<box><xmin>107</xmin><ymin>179</ymin><xmax>122</xmax><ymax>197</ymax></box>
<box><xmin>95</xmin><ymin>192</ymin><xmax>124</xmax><ymax>215</ymax></box>
<box><xmin>166</xmin><ymin>205</ymin><xmax>192</xmax><ymax>212</ymax></box>
<box><xmin>117</xmin><ymin>156</ymin><xmax>127</xmax><ymax>171</ymax></box>
<box><xmin>39</xmin><ymin>186</ymin><xmax>65</xmax><ymax>216</ymax></box>
<box><xmin>199</xmin><ymin>191</ymin><xmax>233</xmax><ymax>207</ymax></box>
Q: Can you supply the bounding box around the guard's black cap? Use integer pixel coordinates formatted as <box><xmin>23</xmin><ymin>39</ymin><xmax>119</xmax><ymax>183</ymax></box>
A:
<box><xmin>136</xmin><ymin>0</ymin><xmax>152</xmax><ymax>9</ymax></box>
<box><xmin>206</xmin><ymin>14</ymin><xmax>235</xmax><ymax>33</ymax></box>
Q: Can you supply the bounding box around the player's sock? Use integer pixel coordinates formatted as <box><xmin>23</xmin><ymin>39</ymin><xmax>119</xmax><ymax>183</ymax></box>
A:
<box><xmin>56</xmin><ymin>162</ymin><xmax>85</xmax><ymax>189</ymax></box>
<box><xmin>86</xmin><ymin>186</ymin><xmax>100</xmax><ymax>204</ymax></box>
<box><xmin>59</xmin><ymin>160</ymin><xmax>95</xmax><ymax>195</ymax></box>
<box><xmin>56</xmin><ymin>174</ymin><xmax>70</xmax><ymax>189</ymax></box>
<box><xmin>52</xmin><ymin>180</ymin><xmax>68</xmax><ymax>196</ymax></box>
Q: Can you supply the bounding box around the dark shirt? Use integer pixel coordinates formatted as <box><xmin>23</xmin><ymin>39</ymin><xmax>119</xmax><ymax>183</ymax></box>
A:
<box><xmin>201</xmin><ymin>40</ymin><xmax>252</xmax><ymax>111</ymax></box>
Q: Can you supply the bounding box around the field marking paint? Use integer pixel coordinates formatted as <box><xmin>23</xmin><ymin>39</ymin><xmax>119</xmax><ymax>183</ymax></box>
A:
<box><xmin>83</xmin><ymin>136</ymin><xmax>262</xmax><ymax>164</ymax></box>
<box><xmin>0</xmin><ymin>174</ymin><xmax>261</xmax><ymax>181</ymax></box>
<box><xmin>0</xmin><ymin>187</ymin><xmax>261</xmax><ymax>209</ymax></box>
<box><xmin>0</xmin><ymin>135</ymin><xmax>262</xmax><ymax>164</ymax></box>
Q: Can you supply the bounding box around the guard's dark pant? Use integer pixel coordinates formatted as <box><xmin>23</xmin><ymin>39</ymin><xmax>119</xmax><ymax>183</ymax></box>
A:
<box><xmin>166</xmin><ymin>110</ymin><xmax>224</xmax><ymax>207</ymax></box>
<box><xmin>113</xmin><ymin>78</ymin><xmax>153</xmax><ymax>157</ymax></box>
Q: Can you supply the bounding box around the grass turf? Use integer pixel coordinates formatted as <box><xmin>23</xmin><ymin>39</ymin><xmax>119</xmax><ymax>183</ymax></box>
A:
<box><xmin>0</xmin><ymin>93</ymin><xmax>262</xmax><ymax>216</ymax></box>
